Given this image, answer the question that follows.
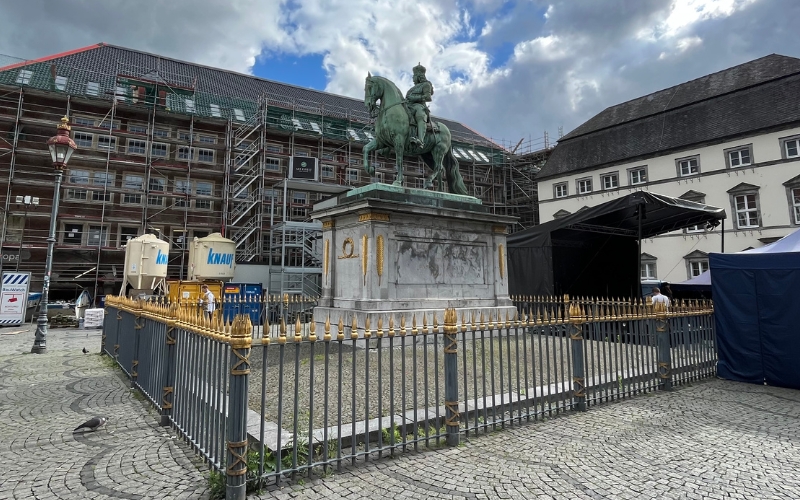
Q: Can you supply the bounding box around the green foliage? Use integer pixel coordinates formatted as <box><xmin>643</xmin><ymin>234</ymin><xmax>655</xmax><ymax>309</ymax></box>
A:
<box><xmin>381</xmin><ymin>424</ymin><xmax>402</xmax><ymax>444</ymax></box>
<box><xmin>208</xmin><ymin>470</ymin><xmax>225</xmax><ymax>500</ymax></box>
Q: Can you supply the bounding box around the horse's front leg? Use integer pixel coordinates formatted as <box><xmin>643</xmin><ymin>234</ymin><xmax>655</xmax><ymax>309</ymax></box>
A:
<box><xmin>362</xmin><ymin>138</ymin><xmax>378</xmax><ymax>176</ymax></box>
<box><xmin>392</xmin><ymin>136</ymin><xmax>405</xmax><ymax>187</ymax></box>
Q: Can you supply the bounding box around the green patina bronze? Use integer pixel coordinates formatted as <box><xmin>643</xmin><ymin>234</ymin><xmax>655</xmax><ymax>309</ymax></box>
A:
<box><xmin>363</xmin><ymin>64</ymin><xmax>468</xmax><ymax>196</ymax></box>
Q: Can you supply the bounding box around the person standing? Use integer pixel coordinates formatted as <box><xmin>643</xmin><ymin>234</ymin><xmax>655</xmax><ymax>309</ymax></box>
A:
<box><xmin>651</xmin><ymin>287</ymin><xmax>671</xmax><ymax>308</ymax></box>
<box><xmin>200</xmin><ymin>284</ymin><xmax>215</xmax><ymax>320</ymax></box>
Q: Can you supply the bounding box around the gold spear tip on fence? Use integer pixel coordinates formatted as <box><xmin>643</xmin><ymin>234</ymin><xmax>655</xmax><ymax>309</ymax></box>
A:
<box><xmin>294</xmin><ymin>314</ymin><xmax>302</xmax><ymax>342</ymax></box>
<box><xmin>324</xmin><ymin>314</ymin><xmax>332</xmax><ymax>342</ymax></box>
<box><xmin>308</xmin><ymin>317</ymin><xmax>317</xmax><ymax>342</ymax></box>
<box><xmin>364</xmin><ymin>316</ymin><xmax>371</xmax><ymax>339</ymax></box>
<box><xmin>351</xmin><ymin>315</ymin><xmax>359</xmax><ymax>340</ymax></box>
<box><xmin>337</xmin><ymin>316</ymin><xmax>344</xmax><ymax>341</ymax></box>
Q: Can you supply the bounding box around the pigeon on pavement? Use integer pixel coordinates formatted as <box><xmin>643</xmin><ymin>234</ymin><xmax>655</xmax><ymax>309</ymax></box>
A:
<box><xmin>82</xmin><ymin>347</ymin><xmax>89</xmax><ymax>354</ymax></box>
<box><xmin>74</xmin><ymin>416</ymin><xmax>107</xmax><ymax>432</ymax></box>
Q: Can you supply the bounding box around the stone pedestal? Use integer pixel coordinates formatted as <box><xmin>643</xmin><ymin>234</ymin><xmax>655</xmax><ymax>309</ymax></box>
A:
<box><xmin>311</xmin><ymin>183</ymin><xmax>517</xmax><ymax>338</ymax></box>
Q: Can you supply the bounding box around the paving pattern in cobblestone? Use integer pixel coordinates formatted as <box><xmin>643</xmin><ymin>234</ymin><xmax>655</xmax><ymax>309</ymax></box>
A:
<box><xmin>0</xmin><ymin>326</ymin><xmax>209</xmax><ymax>500</ymax></box>
<box><xmin>253</xmin><ymin>378</ymin><xmax>800</xmax><ymax>500</ymax></box>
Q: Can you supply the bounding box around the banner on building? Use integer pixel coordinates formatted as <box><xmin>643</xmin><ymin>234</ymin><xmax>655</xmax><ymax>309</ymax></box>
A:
<box><xmin>0</xmin><ymin>272</ymin><xmax>31</xmax><ymax>326</ymax></box>
<box><xmin>289</xmin><ymin>156</ymin><xmax>319</xmax><ymax>181</ymax></box>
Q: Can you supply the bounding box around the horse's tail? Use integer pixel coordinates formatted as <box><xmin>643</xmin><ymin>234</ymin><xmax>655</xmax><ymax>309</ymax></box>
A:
<box><xmin>444</xmin><ymin>148</ymin><xmax>469</xmax><ymax>196</ymax></box>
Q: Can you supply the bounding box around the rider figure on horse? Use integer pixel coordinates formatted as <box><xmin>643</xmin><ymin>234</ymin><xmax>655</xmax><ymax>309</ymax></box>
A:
<box><xmin>406</xmin><ymin>63</ymin><xmax>433</xmax><ymax>147</ymax></box>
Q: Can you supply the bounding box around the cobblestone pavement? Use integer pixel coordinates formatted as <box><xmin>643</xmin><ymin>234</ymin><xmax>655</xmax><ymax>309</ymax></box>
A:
<box><xmin>254</xmin><ymin>379</ymin><xmax>800</xmax><ymax>500</ymax></box>
<box><xmin>3</xmin><ymin>324</ymin><xmax>799</xmax><ymax>500</ymax></box>
<box><xmin>0</xmin><ymin>325</ymin><xmax>209</xmax><ymax>500</ymax></box>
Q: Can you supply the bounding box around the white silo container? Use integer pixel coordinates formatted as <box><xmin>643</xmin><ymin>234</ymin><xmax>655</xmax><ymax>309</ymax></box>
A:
<box><xmin>123</xmin><ymin>233</ymin><xmax>170</xmax><ymax>289</ymax></box>
<box><xmin>188</xmin><ymin>232</ymin><xmax>236</xmax><ymax>281</ymax></box>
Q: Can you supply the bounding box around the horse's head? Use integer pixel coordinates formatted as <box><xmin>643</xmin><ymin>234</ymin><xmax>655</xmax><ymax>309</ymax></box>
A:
<box><xmin>364</xmin><ymin>72</ymin><xmax>380</xmax><ymax>114</ymax></box>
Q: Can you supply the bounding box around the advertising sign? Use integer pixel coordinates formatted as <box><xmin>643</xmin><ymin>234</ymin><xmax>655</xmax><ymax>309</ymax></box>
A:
<box><xmin>289</xmin><ymin>156</ymin><xmax>319</xmax><ymax>181</ymax></box>
<box><xmin>0</xmin><ymin>272</ymin><xmax>31</xmax><ymax>326</ymax></box>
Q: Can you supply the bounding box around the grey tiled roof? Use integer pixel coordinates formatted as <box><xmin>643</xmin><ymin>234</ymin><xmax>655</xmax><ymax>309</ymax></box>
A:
<box><xmin>539</xmin><ymin>54</ymin><xmax>800</xmax><ymax>179</ymax></box>
<box><xmin>22</xmin><ymin>43</ymin><xmax>492</xmax><ymax>146</ymax></box>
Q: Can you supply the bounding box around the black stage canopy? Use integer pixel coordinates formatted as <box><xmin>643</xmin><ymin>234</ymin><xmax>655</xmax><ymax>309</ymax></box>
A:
<box><xmin>507</xmin><ymin>192</ymin><xmax>726</xmax><ymax>298</ymax></box>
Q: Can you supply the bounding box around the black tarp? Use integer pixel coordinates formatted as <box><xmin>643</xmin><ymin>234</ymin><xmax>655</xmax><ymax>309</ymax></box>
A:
<box><xmin>508</xmin><ymin>192</ymin><xmax>726</xmax><ymax>298</ymax></box>
<box><xmin>711</xmin><ymin>229</ymin><xmax>800</xmax><ymax>389</ymax></box>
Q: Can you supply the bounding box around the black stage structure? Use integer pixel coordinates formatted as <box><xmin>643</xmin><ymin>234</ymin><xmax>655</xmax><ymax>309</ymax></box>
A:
<box><xmin>507</xmin><ymin>192</ymin><xmax>726</xmax><ymax>298</ymax></box>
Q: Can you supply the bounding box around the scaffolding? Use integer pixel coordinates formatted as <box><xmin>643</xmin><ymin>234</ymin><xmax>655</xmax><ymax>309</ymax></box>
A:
<box><xmin>0</xmin><ymin>51</ymin><xmax>551</xmax><ymax>299</ymax></box>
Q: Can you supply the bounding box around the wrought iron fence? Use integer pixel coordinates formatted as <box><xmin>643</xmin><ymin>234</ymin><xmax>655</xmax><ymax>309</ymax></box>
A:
<box><xmin>103</xmin><ymin>294</ymin><xmax>716</xmax><ymax>500</ymax></box>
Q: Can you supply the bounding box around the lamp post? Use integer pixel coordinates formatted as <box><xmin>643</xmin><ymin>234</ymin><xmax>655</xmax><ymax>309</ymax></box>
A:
<box><xmin>31</xmin><ymin>117</ymin><xmax>77</xmax><ymax>354</ymax></box>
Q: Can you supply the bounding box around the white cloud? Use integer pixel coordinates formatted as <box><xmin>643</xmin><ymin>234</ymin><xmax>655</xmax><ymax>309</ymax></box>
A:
<box><xmin>0</xmin><ymin>0</ymin><xmax>795</xmax><ymax>145</ymax></box>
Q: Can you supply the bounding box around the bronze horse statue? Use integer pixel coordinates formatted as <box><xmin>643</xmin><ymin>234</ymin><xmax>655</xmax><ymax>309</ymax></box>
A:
<box><xmin>363</xmin><ymin>74</ymin><xmax>468</xmax><ymax>195</ymax></box>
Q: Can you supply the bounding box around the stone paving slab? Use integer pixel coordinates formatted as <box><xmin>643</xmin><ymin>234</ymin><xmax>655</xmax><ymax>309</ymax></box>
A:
<box><xmin>0</xmin><ymin>325</ymin><xmax>210</xmax><ymax>500</ymax></box>
<box><xmin>252</xmin><ymin>378</ymin><xmax>800</xmax><ymax>499</ymax></box>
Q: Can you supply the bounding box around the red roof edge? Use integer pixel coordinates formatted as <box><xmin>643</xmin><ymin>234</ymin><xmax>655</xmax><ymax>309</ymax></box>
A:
<box><xmin>0</xmin><ymin>43</ymin><xmax>104</xmax><ymax>72</ymax></box>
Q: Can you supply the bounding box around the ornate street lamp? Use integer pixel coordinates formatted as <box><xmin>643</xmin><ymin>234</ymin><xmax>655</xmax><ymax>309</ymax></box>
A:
<box><xmin>31</xmin><ymin>117</ymin><xmax>77</xmax><ymax>354</ymax></box>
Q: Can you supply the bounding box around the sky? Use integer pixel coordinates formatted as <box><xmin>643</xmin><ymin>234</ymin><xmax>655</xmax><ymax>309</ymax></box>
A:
<box><xmin>1</xmin><ymin>0</ymin><xmax>799</xmax><ymax>150</ymax></box>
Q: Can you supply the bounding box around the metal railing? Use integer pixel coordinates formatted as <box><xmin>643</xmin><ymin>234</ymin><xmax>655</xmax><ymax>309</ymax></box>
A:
<box><xmin>103</xmin><ymin>295</ymin><xmax>716</xmax><ymax>499</ymax></box>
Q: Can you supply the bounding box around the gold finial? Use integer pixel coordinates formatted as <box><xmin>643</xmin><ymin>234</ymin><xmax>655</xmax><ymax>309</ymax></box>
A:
<box><xmin>58</xmin><ymin>116</ymin><xmax>71</xmax><ymax>130</ymax></box>
<box><xmin>324</xmin><ymin>314</ymin><xmax>331</xmax><ymax>342</ymax></box>
<box><xmin>364</xmin><ymin>316</ymin><xmax>372</xmax><ymax>339</ymax></box>
<box><xmin>351</xmin><ymin>315</ymin><xmax>359</xmax><ymax>340</ymax></box>
<box><xmin>279</xmin><ymin>316</ymin><xmax>287</xmax><ymax>344</ymax></box>
<box><xmin>337</xmin><ymin>316</ymin><xmax>344</xmax><ymax>341</ymax></box>
<box><xmin>294</xmin><ymin>314</ymin><xmax>302</xmax><ymax>343</ymax></box>
<box><xmin>308</xmin><ymin>318</ymin><xmax>317</xmax><ymax>342</ymax></box>
<box><xmin>389</xmin><ymin>314</ymin><xmax>396</xmax><ymax>337</ymax></box>
<box><xmin>377</xmin><ymin>315</ymin><xmax>384</xmax><ymax>338</ymax></box>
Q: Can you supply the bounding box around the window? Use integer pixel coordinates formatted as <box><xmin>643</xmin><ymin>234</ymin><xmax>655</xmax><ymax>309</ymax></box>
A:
<box><xmin>209</xmin><ymin>104</ymin><xmax>221</xmax><ymax>118</ymax></box>
<box><xmin>727</xmin><ymin>183</ymin><xmax>760</xmax><ymax>229</ymax></box>
<box><xmin>152</xmin><ymin>128</ymin><xmax>169</xmax><ymax>139</ymax></box>
<box><xmin>347</xmin><ymin>168</ymin><xmax>359</xmax><ymax>184</ymax></box>
<box><xmin>98</xmin><ymin>118</ymin><xmax>120</xmax><ymax>130</ymax></box>
<box><xmin>374</xmin><ymin>172</ymin><xmax>385</xmax><ymax>183</ymax></box>
<box><xmin>233</xmin><ymin>108</ymin><xmax>245</xmax><ymax>122</ymax></box>
<box><xmin>149</xmin><ymin>177</ymin><xmax>166</xmax><ymax>192</ymax></box>
<box><xmin>73</xmin><ymin>132</ymin><xmax>93</xmax><ymax>148</ymax></box>
<box><xmin>115</xmin><ymin>86</ymin><xmax>127</xmax><ymax>102</ymax></box>
<box><xmin>322</xmin><ymin>164</ymin><xmax>335</xmax><ymax>179</ymax></box>
<box><xmin>92</xmin><ymin>172</ymin><xmax>114</xmax><ymax>202</ymax></box>
<box><xmin>54</xmin><ymin>76</ymin><xmax>67</xmax><ymax>91</ymax></box>
<box><xmin>72</xmin><ymin>116</ymin><xmax>95</xmax><ymax>127</ymax></box>
<box><xmin>726</xmin><ymin>145</ymin><xmax>752</xmax><ymax>168</ymax></box>
<box><xmin>174</xmin><ymin>179</ymin><xmax>190</xmax><ymax>208</ymax></box>
<box><xmin>295</xmin><ymin>150</ymin><xmax>309</xmax><ymax>157</ymax></box>
<box><xmin>197</xmin><ymin>135</ymin><xmax>216</xmax><ymax>144</ymax></box>
<box><xmin>86</xmin><ymin>81</ymin><xmax>99</xmax><ymax>96</ymax></box>
<box><xmin>553</xmin><ymin>183</ymin><xmax>568</xmax><ymax>198</ymax></box>
<box><xmin>198</xmin><ymin>149</ymin><xmax>214</xmax><ymax>163</ymax></box>
<box><xmin>266</xmin><ymin>158</ymin><xmax>282</xmax><ymax>172</ymax></box>
<box><xmin>63</xmin><ymin>223</ymin><xmax>84</xmax><ymax>245</ymax></box>
<box><xmin>474</xmin><ymin>185</ymin><xmax>484</xmax><ymax>198</ymax></box>
<box><xmin>15</xmin><ymin>69</ymin><xmax>33</xmax><ymax>85</ymax></box>
<box><xmin>195</xmin><ymin>181</ymin><xmax>213</xmax><ymax>210</ymax></box>
<box><xmin>677</xmin><ymin>156</ymin><xmax>700</xmax><ymax>177</ymax></box>
<box><xmin>69</xmin><ymin>169</ymin><xmax>90</xmax><ymax>184</ymax></box>
<box><xmin>292</xmin><ymin>192</ymin><xmax>307</xmax><ymax>205</ymax></box>
<box><xmin>178</xmin><ymin>147</ymin><xmax>192</xmax><ymax>161</ymax></box>
<box><xmin>97</xmin><ymin>136</ymin><xmax>117</xmax><ymax>151</ymax></box>
<box><xmin>792</xmin><ymin>187</ymin><xmax>800</xmax><ymax>225</ymax></box>
<box><xmin>576</xmin><ymin>178</ymin><xmax>592</xmax><ymax>194</ymax></box>
<box><xmin>127</xmin><ymin>139</ymin><xmax>146</xmax><ymax>155</ymax></box>
<box><xmin>151</xmin><ymin>143</ymin><xmax>168</xmax><ymax>158</ymax></box>
<box><xmin>148</xmin><ymin>195</ymin><xmax>165</xmax><ymax>207</ymax></box>
<box><xmin>87</xmin><ymin>225</ymin><xmax>109</xmax><ymax>247</ymax></box>
<box><xmin>322</xmin><ymin>153</ymin><xmax>334</xmax><ymax>161</ymax></box>
<box><xmin>128</xmin><ymin>124</ymin><xmax>147</xmax><ymax>135</ymax></box>
<box><xmin>734</xmin><ymin>194</ymin><xmax>759</xmax><ymax>228</ymax></box>
<box><xmin>119</xmin><ymin>226</ymin><xmax>139</xmax><ymax>246</ymax></box>
<box><xmin>680</xmin><ymin>191</ymin><xmax>706</xmax><ymax>233</ymax></box>
<box><xmin>689</xmin><ymin>260</ymin><xmax>709</xmax><ymax>277</ymax></box>
<box><xmin>178</xmin><ymin>131</ymin><xmax>192</xmax><ymax>141</ymax></box>
<box><xmin>780</xmin><ymin>135</ymin><xmax>800</xmax><ymax>159</ymax></box>
<box><xmin>266</xmin><ymin>143</ymin><xmax>282</xmax><ymax>153</ymax></box>
<box><xmin>185</xmin><ymin>99</ymin><xmax>195</xmax><ymax>114</ymax></box>
<box><xmin>122</xmin><ymin>174</ymin><xmax>144</xmax><ymax>204</ymax></box>
<box><xmin>641</xmin><ymin>262</ymin><xmax>657</xmax><ymax>280</ymax></box>
<box><xmin>172</xmin><ymin>229</ymin><xmax>187</xmax><ymax>250</ymax></box>
<box><xmin>601</xmin><ymin>172</ymin><xmax>618</xmax><ymax>190</ymax></box>
<box><xmin>65</xmin><ymin>188</ymin><xmax>88</xmax><ymax>201</ymax></box>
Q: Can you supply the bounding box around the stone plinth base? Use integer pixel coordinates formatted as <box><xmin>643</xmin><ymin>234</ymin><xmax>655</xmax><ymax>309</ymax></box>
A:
<box><xmin>311</xmin><ymin>183</ymin><xmax>517</xmax><ymax>339</ymax></box>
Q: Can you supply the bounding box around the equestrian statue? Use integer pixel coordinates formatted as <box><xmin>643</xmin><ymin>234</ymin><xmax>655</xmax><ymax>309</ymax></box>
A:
<box><xmin>363</xmin><ymin>63</ymin><xmax>468</xmax><ymax>196</ymax></box>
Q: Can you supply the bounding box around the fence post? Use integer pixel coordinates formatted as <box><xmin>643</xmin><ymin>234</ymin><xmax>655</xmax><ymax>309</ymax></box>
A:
<box><xmin>226</xmin><ymin>315</ymin><xmax>253</xmax><ymax>500</ymax></box>
<box><xmin>131</xmin><ymin>300</ymin><xmax>143</xmax><ymax>387</ymax></box>
<box><xmin>160</xmin><ymin>302</ymin><xmax>177</xmax><ymax>427</ymax></box>
<box><xmin>568</xmin><ymin>301</ymin><xmax>587</xmax><ymax>411</ymax></box>
<box><xmin>443</xmin><ymin>308</ymin><xmax>460</xmax><ymax>447</ymax></box>
<box><xmin>654</xmin><ymin>302</ymin><xmax>672</xmax><ymax>390</ymax></box>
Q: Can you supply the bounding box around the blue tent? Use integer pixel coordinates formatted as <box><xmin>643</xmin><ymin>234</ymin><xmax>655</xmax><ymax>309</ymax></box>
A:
<box><xmin>710</xmin><ymin>228</ymin><xmax>800</xmax><ymax>389</ymax></box>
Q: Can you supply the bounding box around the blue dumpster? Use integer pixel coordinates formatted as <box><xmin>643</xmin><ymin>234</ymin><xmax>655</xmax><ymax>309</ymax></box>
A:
<box><xmin>222</xmin><ymin>283</ymin><xmax>263</xmax><ymax>325</ymax></box>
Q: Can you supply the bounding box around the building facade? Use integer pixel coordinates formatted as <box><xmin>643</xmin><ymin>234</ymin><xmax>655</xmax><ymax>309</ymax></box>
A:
<box><xmin>0</xmin><ymin>44</ymin><xmax>546</xmax><ymax>300</ymax></box>
<box><xmin>536</xmin><ymin>54</ymin><xmax>800</xmax><ymax>283</ymax></box>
